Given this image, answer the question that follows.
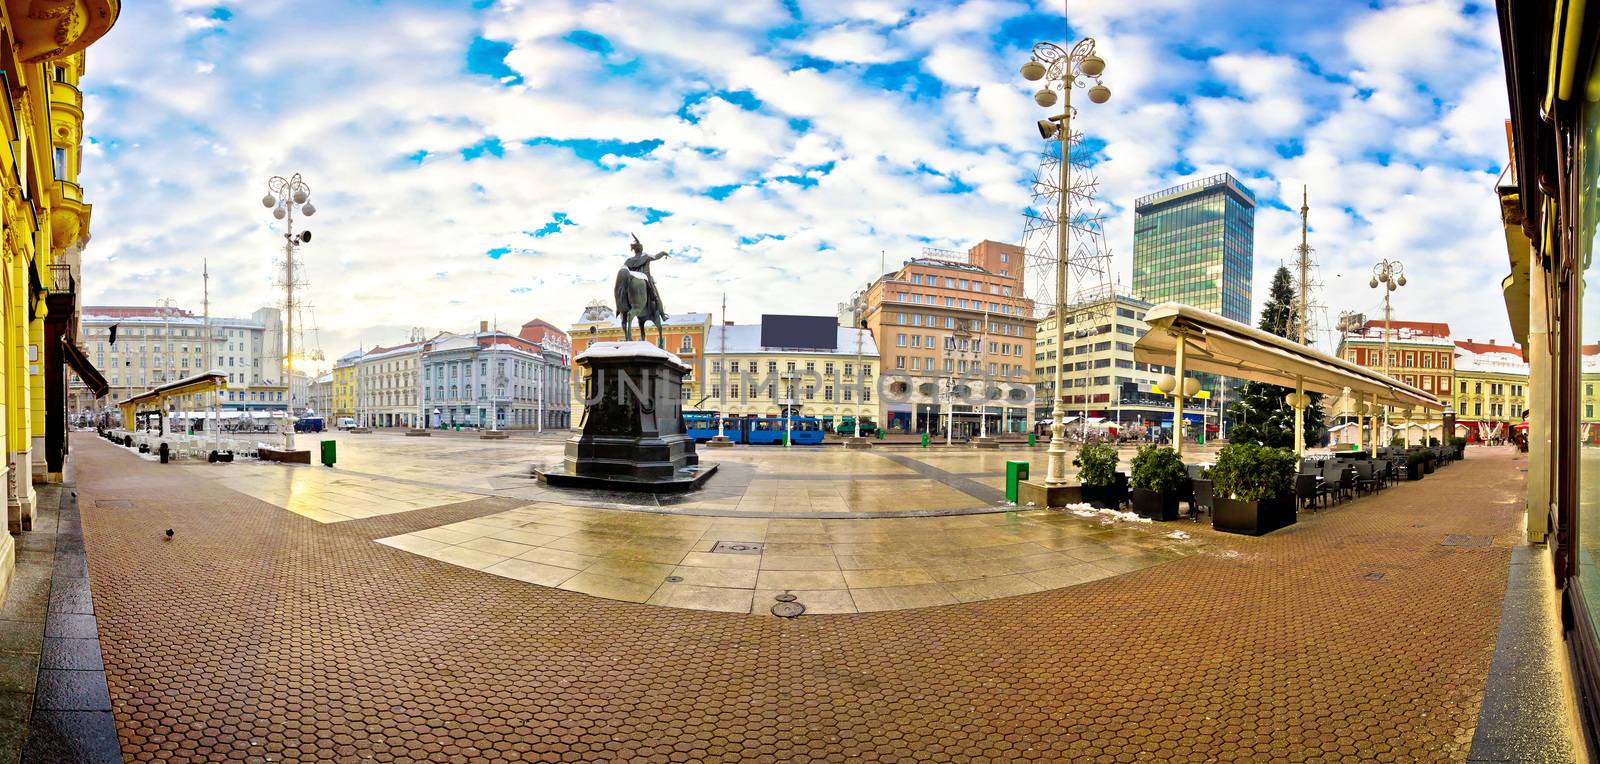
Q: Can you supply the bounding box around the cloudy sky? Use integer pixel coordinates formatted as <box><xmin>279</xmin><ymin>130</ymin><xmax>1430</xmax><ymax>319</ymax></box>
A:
<box><xmin>78</xmin><ymin>0</ymin><xmax>1510</xmax><ymax>369</ymax></box>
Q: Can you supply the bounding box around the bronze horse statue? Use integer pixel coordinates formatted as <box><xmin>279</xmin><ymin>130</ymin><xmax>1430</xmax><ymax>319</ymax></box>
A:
<box><xmin>614</xmin><ymin>234</ymin><xmax>669</xmax><ymax>347</ymax></box>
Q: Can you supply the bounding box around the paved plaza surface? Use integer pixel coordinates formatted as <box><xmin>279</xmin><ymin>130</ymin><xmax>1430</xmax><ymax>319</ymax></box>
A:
<box><xmin>71</xmin><ymin>433</ymin><xmax>1524</xmax><ymax>761</ymax></box>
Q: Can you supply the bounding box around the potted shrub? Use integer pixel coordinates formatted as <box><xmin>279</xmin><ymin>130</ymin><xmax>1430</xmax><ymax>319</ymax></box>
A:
<box><xmin>1405</xmin><ymin>449</ymin><xmax>1427</xmax><ymax>480</ymax></box>
<box><xmin>1450</xmin><ymin>436</ymin><xmax>1467</xmax><ymax>459</ymax></box>
<box><xmin>1209</xmin><ymin>442</ymin><xmax>1297</xmax><ymax>536</ymax></box>
<box><xmin>1073</xmin><ymin>442</ymin><xmax>1120</xmax><ymax>509</ymax></box>
<box><xmin>1130</xmin><ymin>445</ymin><xmax>1189</xmax><ymax>521</ymax></box>
<box><xmin>1422</xmin><ymin>448</ymin><xmax>1437</xmax><ymax>474</ymax></box>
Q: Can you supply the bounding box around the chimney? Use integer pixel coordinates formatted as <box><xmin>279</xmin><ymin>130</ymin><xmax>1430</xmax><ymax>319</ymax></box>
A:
<box><xmin>479</xmin><ymin>320</ymin><xmax>488</xmax><ymax>333</ymax></box>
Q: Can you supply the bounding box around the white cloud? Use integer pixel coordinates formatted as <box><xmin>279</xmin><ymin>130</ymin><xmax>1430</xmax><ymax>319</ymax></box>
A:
<box><xmin>73</xmin><ymin>0</ymin><xmax>1518</xmax><ymax>370</ymax></box>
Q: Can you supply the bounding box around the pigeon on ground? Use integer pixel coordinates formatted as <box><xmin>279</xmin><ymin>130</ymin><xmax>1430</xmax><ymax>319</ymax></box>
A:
<box><xmin>164</xmin><ymin>529</ymin><xmax>174</xmax><ymax>539</ymax></box>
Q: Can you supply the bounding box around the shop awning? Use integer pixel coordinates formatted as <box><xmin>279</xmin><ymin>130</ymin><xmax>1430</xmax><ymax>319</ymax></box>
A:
<box><xmin>1133</xmin><ymin>303</ymin><xmax>1443</xmax><ymax>411</ymax></box>
<box><xmin>60</xmin><ymin>338</ymin><xmax>107</xmax><ymax>398</ymax></box>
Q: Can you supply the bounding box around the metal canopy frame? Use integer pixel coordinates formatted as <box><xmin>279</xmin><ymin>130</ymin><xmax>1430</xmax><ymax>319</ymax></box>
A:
<box><xmin>1133</xmin><ymin>303</ymin><xmax>1443</xmax><ymax>411</ymax></box>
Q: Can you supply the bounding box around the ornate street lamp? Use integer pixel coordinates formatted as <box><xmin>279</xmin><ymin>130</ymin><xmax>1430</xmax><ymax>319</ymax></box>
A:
<box><xmin>1370</xmin><ymin>258</ymin><xmax>1406</xmax><ymax>453</ymax></box>
<box><xmin>262</xmin><ymin>173</ymin><xmax>315</xmax><ymax>451</ymax></box>
<box><xmin>1022</xmin><ymin>37</ymin><xmax>1111</xmax><ymax>483</ymax></box>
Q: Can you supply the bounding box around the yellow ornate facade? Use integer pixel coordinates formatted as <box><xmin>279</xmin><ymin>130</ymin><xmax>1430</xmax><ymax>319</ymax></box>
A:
<box><xmin>0</xmin><ymin>0</ymin><xmax>120</xmax><ymax>599</ymax></box>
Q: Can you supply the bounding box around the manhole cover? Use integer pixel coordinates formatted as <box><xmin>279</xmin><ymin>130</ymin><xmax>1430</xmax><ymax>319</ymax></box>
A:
<box><xmin>712</xmin><ymin>541</ymin><xmax>763</xmax><ymax>555</ymax></box>
<box><xmin>1441</xmin><ymin>534</ymin><xmax>1492</xmax><ymax>548</ymax></box>
<box><xmin>1362</xmin><ymin>571</ymin><xmax>1386</xmax><ymax>581</ymax></box>
<box><xmin>664</xmin><ymin>576</ymin><xmax>683</xmax><ymax>583</ymax></box>
<box><xmin>774</xmin><ymin>593</ymin><xmax>797</xmax><ymax>602</ymax></box>
<box><xmin>771</xmin><ymin>602</ymin><xmax>806</xmax><ymax>618</ymax></box>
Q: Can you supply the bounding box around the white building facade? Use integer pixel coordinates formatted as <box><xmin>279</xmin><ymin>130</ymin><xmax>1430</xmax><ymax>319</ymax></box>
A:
<box><xmin>78</xmin><ymin>305</ymin><xmax>283</xmax><ymax>406</ymax></box>
<box><xmin>423</xmin><ymin>330</ymin><xmax>571</xmax><ymax>430</ymax></box>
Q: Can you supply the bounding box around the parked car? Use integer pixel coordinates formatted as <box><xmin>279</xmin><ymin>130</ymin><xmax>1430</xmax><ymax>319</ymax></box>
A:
<box><xmin>294</xmin><ymin>416</ymin><xmax>325</xmax><ymax>433</ymax></box>
<box><xmin>336</xmin><ymin>417</ymin><xmax>357</xmax><ymax>430</ymax></box>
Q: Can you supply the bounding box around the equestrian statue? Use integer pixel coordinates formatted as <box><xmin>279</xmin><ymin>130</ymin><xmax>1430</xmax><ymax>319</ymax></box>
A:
<box><xmin>614</xmin><ymin>234</ymin><xmax>670</xmax><ymax>347</ymax></box>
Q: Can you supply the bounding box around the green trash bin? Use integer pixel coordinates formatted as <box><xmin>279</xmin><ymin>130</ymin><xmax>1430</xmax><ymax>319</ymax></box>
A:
<box><xmin>320</xmin><ymin>439</ymin><xmax>336</xmax><ymax>468</ymax></box>
<box><xmin>1028</xmin><ymin>432</ymin><xmax>1036</xmax><ymax>447</ymax></box>
<box><xmin>1006</xmin><ymin>460</ymin><xmax>1030</xmax><ymax>504</ymax></box>
<box><xmin>921</xmin><ymin>432</ymin><xmax>929</xmax><ymax>448</ymax></box>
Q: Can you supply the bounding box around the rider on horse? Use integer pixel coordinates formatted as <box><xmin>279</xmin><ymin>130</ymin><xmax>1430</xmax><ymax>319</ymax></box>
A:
<box><xmin>614</xmin><ymin>234</ymin><xmax>670</xmax><ymax>346</ymax></box>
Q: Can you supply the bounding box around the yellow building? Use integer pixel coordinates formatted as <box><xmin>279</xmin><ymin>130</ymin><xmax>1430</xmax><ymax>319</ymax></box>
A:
<box><xmin>0</xmin><ymin>0</ymin><xmax>121</xmax><ymax>600</ymax></box>
<box><xmin>1451</xmin><ymin>339</ymin><xmax>1528</xmax><ymax>442</ymax></box>
<box><xmin>703</xmin><ymin>318</ymin><xmax>878</xmax><ymax>430</ymax></box>
<box><xmin>332</xmin><ymin>349</ymin><xmax>359</xmax><ymax>419</ymax></box>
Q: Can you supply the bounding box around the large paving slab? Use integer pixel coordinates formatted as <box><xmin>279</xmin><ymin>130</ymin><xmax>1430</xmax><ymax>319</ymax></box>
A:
<box><xmin>73</xmin><ymin>434</ymin><xmax>1524</xmax><ymax>761</ymax></box>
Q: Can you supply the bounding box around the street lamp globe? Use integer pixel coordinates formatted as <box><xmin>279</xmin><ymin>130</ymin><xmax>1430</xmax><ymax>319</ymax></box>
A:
<box><xmin>1079</xmin><ymin>54</ymin><xmax>1105</xmax><ymax>77</ymax></box>
<box><xmin>1034</xmin><ymin>88</ymin><xmax>1057</xmax><ymax>107</ymax></box>
<box><xmin>1369</xmin><ymin>277</ymin><xmax>1379</xmax><ymax>289</ymax></box>
<box><xmin>261</xmin><ymin>194</ymin><xmax>276</xmax><ymax>208</ymax></box>
<box><xmin>273</xmin><ymin>207</ymin><xmax>287</xmax><ymax>220</ymax></box>
<box><xmin>301</xmin><ymin>202</ymin><xmax>316</xmax><ymax>217</ymax></box>
<box><xmin>1087</xmin><ymin>84</ymin><xmax>1111</xmax><ymax>103</ymax></box>
<box><xmin>1020</xmin><ymin>60</ymin><xmax>1046</xmax><ymax>81</ymax></box>
<box><xmin>1396</xmin><ymin>274</ymin><xmax>1407</xmax><ymax>287</ymax></box>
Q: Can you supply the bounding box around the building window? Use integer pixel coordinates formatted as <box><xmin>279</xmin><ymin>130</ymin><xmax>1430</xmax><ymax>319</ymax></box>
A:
<box><xmin>680</xmin><ymin>336</ymin><xmax>693</xmax><ymax>353</ymax></box>
<box><xmin>53</xmin><ymin>147</ymin><xmax>67</xmax><ymax>180</ymax></box>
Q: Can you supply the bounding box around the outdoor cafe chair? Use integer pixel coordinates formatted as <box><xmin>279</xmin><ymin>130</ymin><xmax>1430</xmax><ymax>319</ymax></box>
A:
<box><xmin>1295</xmin><ymin>473</ymin><xmax>1323</xmax><ymax>511</ymax></box>
<box><xmin>1189</xmin><ymin>479</ymin><xmax>1213</xmax><ymax>522</ymax></box>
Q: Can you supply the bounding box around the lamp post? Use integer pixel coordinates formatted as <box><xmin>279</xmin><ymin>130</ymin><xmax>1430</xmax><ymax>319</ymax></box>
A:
<box><xmin>1369</xmin><ymin>258</ymin><xmax>1406</xmax><ymax>446</ymax></box>
<box><xmin>1022</xmin><ymin>37</ymin><xmax>1110</xmax><ymax>485</ymax></box>
<box><xmin>261</xmin><ymin>173</ymin><xmax>316</xmax><ymax>451</ymax></box>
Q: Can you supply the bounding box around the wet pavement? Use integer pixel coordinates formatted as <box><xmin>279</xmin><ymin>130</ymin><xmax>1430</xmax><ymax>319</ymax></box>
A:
<box><xmin>72</xmin><ymin>433</ymin><xmax>1527</xmax><ymax>761</ymax></box>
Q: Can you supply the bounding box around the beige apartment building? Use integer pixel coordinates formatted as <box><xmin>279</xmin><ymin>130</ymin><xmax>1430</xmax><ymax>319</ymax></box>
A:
<box><xmin>859</xmin><ymin>241</ymin><xmax>1036</xmax><ymax>435</ymax></box>
<box><xmin>1033</xmin><ymin>292</ymin><xmax>1211</xmax><ymax>432</ymax></box>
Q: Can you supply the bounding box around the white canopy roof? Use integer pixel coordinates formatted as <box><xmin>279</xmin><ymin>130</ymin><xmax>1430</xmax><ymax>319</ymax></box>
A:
<box><xmin>1133</xmin><ymin>303</ymin><xmax>1442</xmax><ymax>411</ymax></box>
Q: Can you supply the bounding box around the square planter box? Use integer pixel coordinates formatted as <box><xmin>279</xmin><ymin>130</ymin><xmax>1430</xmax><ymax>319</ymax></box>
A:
<box><xmin>1213</xmin><ymin>493</ymin><xmax>1296</xmax><ymax>536</ymax></box>
<box><xmin>1131</xmin><ymin>488</ymin><xmax>1181</xmax><ymax>521</ymax></box>
<box><xmin>1080</xmin><ymin>483</ymin><xmax>1120</xmax><ymax>510</ymax></box>
<box><xmin>1406</xmin><ymin>464</ymin><xmax>1424</xmax><ymax>480</ymax></box>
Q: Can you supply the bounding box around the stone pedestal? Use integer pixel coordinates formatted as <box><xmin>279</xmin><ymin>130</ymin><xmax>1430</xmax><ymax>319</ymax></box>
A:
<box><xmin>1016</xmin><ymin>480</ymin><xmax>1081</xmax><ymax>509</ymax></box>
<box><xmin>480</xmin><ymin>431</ymin><xmax>509</xmax><ymax>440</ymax></box>
<box><xmin>349</xmin><ymin>427</ymin><xmax>372</xmax><ymax>434</ymax></box>
<box><xmin>405</xmin><ymin>429</ymin><xmax>432</xmax><ymax>437</ymax></box>
<box><xmin>705</xmin><ymin>435</ymin><xmax>733</xmax><ymax>448</ymax></box>
<box><xmin>537</xmin><ymin>342</ymin><xmax>716</xmax><ymax>492</ymax></box>
<box><xmin>844</xmin><ymin>438</ymin><xmax>874</xmax><ymax>450</ymax></box>
<box><xmin>971</xmin><ymin>437</ymin><xmax>999</xmax><ymax>449</ymax></box>
<box><xmin>260</xmin><ymin>447</ymin><xmax>311</xmax><ymax>464</ymax></box>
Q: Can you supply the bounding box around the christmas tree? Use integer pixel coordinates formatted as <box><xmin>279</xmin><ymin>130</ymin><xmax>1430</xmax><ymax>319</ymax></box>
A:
<box><xmin>1224</xmin><ymin>267</ymin><xmax>1325</xmax><ymax>447</ymax></box>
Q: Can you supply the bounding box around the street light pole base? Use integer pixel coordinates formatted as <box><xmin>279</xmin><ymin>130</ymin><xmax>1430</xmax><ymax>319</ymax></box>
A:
<box><xmin>1017</xmin><ymin>480</ymin><xmax>1082</xmax><ymax>509</ymax></box>
<box><xmin>405</xmin><ymin>429</ymin><xmax>432</xmax><ymax>437</ymax></box>
<box><xmin>705</xmin><ymin>436</ymin><xmax>733</xmax><ymax>448</ymax></box>
<box><xmin>844</xmin><ymin>438</ymin><xmax>873</xmax><ymax>450</ymax></box>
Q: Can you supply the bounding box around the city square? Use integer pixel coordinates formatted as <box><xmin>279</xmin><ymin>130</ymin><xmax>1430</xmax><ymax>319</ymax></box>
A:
<box><xmin>0</xmin><ymin>0</ymin><xmax>1596</xmax><ymax>761</ymax></box>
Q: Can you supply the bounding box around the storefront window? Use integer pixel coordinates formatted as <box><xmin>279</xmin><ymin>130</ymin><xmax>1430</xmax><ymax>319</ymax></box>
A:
<box><xmin>1578</xmin><ymin>49</ymin><xmax>1600</xmax><ymax>625</ymax></box>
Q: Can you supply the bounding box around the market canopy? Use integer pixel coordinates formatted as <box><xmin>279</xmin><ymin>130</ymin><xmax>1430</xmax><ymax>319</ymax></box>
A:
<box><xmin>118</xmin><ymin>370</ymin><xmax>228</xmax><ymax>409</ymax></box>
<box><xmin>1133</xmin><ymin>303</ymin><xmax>1443</xmax><ymax>411</ymax></box>
<box><xmin>61</xmin><ymin>338</ymin><xmax>107</xmax><ymax>398</ymax></box>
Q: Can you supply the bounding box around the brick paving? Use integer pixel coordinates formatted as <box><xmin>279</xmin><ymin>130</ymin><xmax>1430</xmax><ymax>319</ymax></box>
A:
<box><xmin>72</xmin><ymin>434</ymin><xmax>1523</xmax><ymax>762</ymax></box>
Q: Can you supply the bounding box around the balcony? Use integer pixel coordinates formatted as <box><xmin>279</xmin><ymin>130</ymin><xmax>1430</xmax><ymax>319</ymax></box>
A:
<box><xmin>7</xmin><ymin>0</ymin><xmax>120</xmax><ymax>64</ymax></box>
<box><xmin>49</xmin><ymin>80</ymin><xmax>82</xmax><ymax>119</ymax></box>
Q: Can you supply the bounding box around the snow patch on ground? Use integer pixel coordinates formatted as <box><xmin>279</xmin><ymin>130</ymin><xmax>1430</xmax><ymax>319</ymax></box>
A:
<box><xmin>1066</xmin><ymin>503</ymin><xmax>1152</xmax><ymax>524</ymax></box>
<box><xmin>1164</xmin><ymin>530</ymin><xmax>1191</xmax><ymax>540</ymax></box>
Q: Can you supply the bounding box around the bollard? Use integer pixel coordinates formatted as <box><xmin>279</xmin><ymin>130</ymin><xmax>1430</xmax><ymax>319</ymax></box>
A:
<box><xmin>1005</xmin><ymin>460</ymin><xmax>1030</xmax><ymax>503</ymax></box>
<box><xmin>158</xmin><ymin>442</ymin><xmax>169</xmax><ymax>464</ymax></box>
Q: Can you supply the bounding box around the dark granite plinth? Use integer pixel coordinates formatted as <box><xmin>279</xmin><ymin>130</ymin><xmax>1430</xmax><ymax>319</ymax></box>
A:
<box><xmin>533</xmin><ymin>341</ymin><xmax>715</xmax><ymax>493</ymax></box>
<box><xmin>538</xmin><ymin>463</ymin><xmax>719</xmax><ymax>493</ymax></box>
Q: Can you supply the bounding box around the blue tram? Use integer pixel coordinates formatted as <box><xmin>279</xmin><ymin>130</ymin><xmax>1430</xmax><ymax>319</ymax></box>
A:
<box><xmin>684</xmin><ymin>412</ymin><xmax>743</xmax><ymax>443</ymax></box>
<box><xmin>743</xmin><ymin>416</ymin><xmax>825</xmax><ymax>445</ymax></box>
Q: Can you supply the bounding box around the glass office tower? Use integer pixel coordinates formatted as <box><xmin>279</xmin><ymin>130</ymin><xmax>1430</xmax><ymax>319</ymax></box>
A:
<box><xmin>1132</xmin><ymin>173</ymin><xmax>1256</xmax><ymax>323</ymax></box>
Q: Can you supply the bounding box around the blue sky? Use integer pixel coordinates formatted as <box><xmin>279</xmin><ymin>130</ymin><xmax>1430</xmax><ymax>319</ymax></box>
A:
<box><xmin>77</xmin><ymin>0</ymin><xmax>1510</xmax><ymax>364</ymax></box>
